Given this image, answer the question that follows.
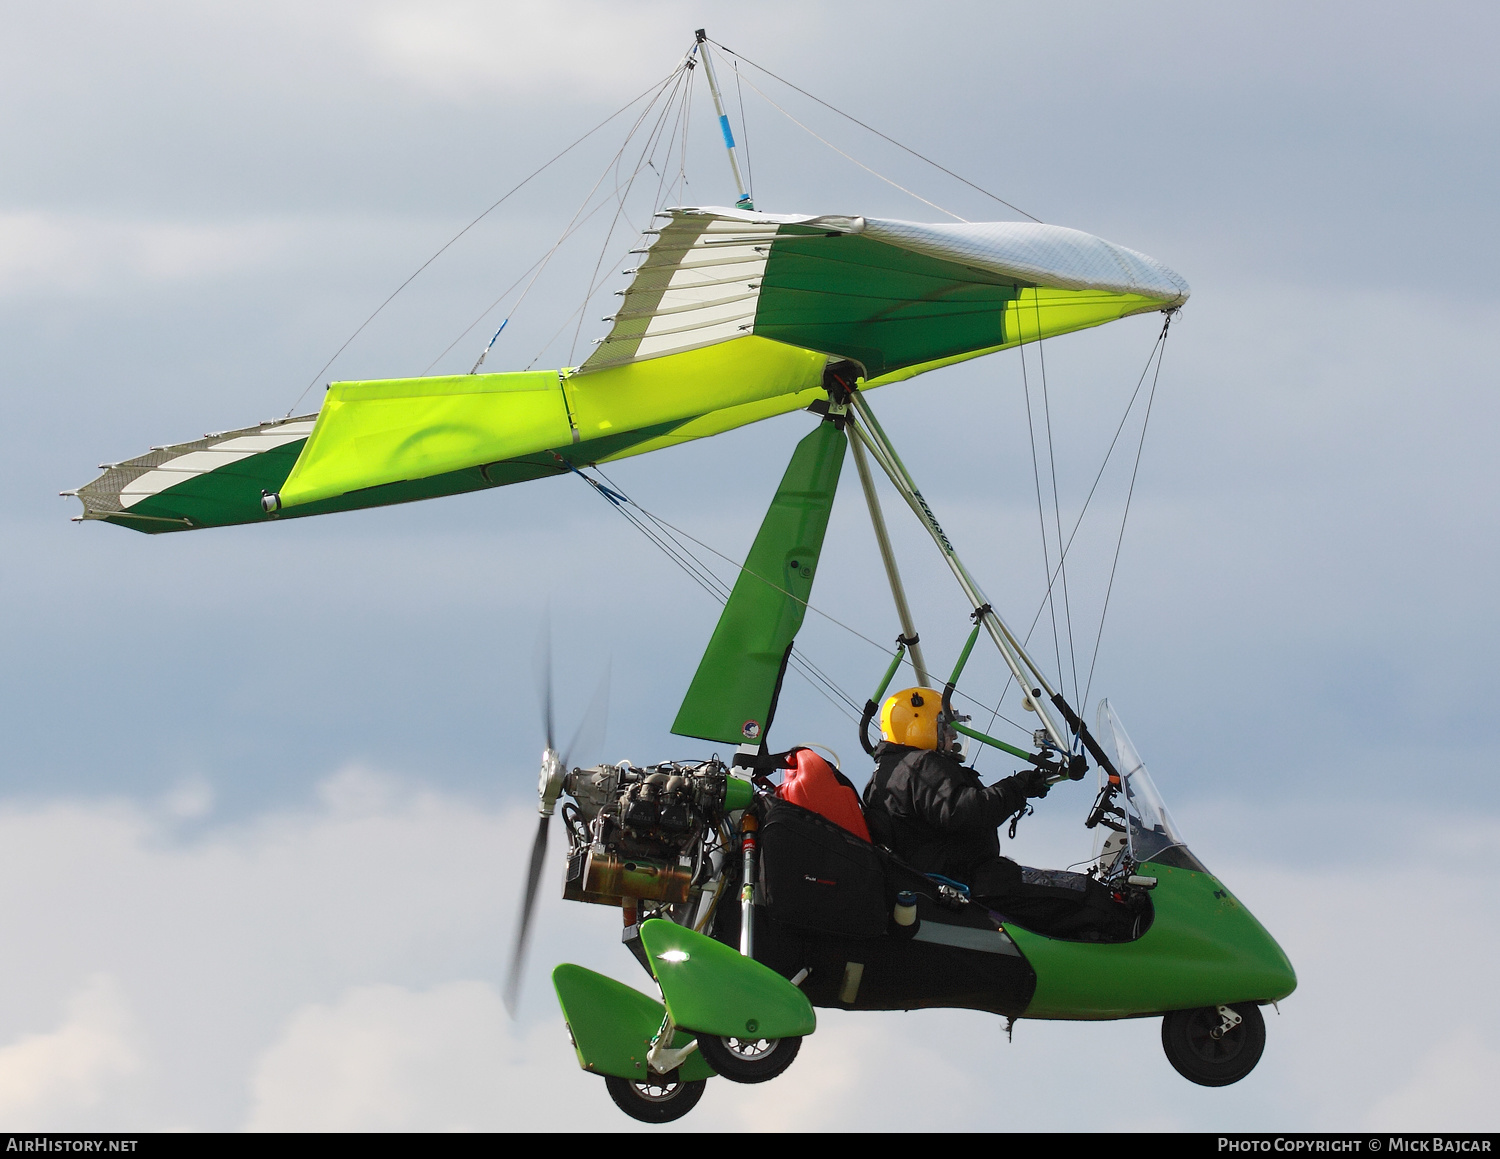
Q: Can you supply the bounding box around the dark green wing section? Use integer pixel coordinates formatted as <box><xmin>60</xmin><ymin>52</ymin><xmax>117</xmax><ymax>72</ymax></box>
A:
<box><xmin>754</xmin><ymin>228</ymin><xmax>1022</xmax><ymax>380</ymax></box>
<box><xmin>671</xmin><ymin>418</ymin><xmax>846</xmax><ymax>746</ymax></box>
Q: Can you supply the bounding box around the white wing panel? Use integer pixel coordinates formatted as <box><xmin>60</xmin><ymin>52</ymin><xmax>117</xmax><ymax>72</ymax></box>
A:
<box><xmin>119</xmin><ymin>421</ymin><xmax>315</xmax><ymax>508</ymax></box>
<box><xmin>578</xmin><ymin>217</ymin><xmax>775</xmax><ymax>373</ymax></box>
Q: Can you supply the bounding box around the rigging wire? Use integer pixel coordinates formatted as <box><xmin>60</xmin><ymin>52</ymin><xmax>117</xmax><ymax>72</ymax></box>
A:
<box><xmin>1034</xmin><ymin>299</ymin><xmax>1082</xmax><ymax>709</ymax></box>
<box><xmin>563</xmin><ymin>463</ymin><xmax>860</xmax><ymax>721</ymax></box>
<box><xmin>1024</xmin><ymin>320</ymin><xmax>1174</xmax><ymax>639</ymax></box>
<box><xmin>733</xmin><ymin>71</ymin><xmax>967</xmax><ymax>223</ymax></box>
<box><xmin>678</xmin><ymin>56</ymin><xmax>695</xmax><ymax>202</ymax></box>
<box><xmin>420</xmin><ymin>197</ymin><xmax>612</xmax><ymax>376</ymax></box>
<box><xmin>1081</xmin><ymin>315</ymin><xmax>1173</xmax><ymax>709</ymax></box>
<box><xmin>593</xmin><ymin>466</ymin><xmax>900</xmax><ymax>659</ymax></box>
<box><xmin>282</xmin><ymin>66</ymin><xmax>682</xmax><ymax>416</ymax></box>
<box><xmin>977</xmin><ymin>319</ymin><xmax>1174</xmax><ymax>755</ymax></box>
<box><xmin>502</xmin><ymin>68</ymin><xmax>688</xmax><ymax>373</ymax></box>
<box><xmin>643</xmin><ymin>65</ymin><xmax>695</xmax><ymax>218</ymax></box>
<box><xmin>525</xmin><ymin>71</ymin><xmax>695</xmax><ymax>372</ymax></box>
<box><xmin>426</xmin><ymin>161</ymin><xmax>658</xmax><ymax>377</ymax></box>
<box><xmin>622</xmin><ymin>510</ymin><xmax>864</xmax><ymax>721</ymax></box>
<box><xmin>520</xmin><ymin>42</ymin><xmax>700</xmax><ymax>372</ymax></box>
<box><xmin>522</xmin><ymin>68</ymin><xmax>697</xmax><ymax>371</ymax></box>
<box><xmin>587</xmin><ymin>466</ymin><xmax>868</xmax><ymax>716</ymax></box>
<box><xmin>708</xmin><ymin>38</ymin><xmax>1041</xmax><ymax>223</ymax></box>
<box><xmin>1018</xmin><ymin>336</ymin><xmax>1066</xmax><ymax>691</ymax></box>
<box><xmin>733</xmin><ymin>59</ymin><xmax>755</xmax><ymax>204</ymax></box>
<box><xmin>567</xmin><ymin>61</ymin><xmax>694</xmax><ymax>365</ymax></box>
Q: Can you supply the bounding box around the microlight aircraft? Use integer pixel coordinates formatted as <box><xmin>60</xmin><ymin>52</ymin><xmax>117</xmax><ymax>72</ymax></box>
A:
<box><xmin>70</xmin><ymin>31</ymin><xmax>1295</xmax><ymax>1124</ymax></box>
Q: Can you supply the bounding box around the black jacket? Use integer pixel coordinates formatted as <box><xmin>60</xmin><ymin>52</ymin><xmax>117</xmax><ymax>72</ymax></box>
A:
<box><xmin>862</xmin><ymin>742</ymin><xmax>1035</xmax><ymax>883</ymax></box>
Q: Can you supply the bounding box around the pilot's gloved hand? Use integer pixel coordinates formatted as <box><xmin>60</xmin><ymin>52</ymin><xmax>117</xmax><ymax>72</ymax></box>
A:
<box><xmin>1019</xmin><ymin>768</ymin><xmax>1051</xmax><ymax>799</ymax></box>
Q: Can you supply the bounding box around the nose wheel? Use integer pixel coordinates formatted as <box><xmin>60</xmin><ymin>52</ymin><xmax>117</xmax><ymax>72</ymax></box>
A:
<box><xmin>1161</xmin><ymin>1003</ymin><xmax>1266</xmax><ymax>1087</ymax></box>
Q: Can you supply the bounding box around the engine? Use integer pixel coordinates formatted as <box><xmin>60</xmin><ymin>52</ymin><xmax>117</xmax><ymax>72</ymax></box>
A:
<box><xmin>559</xmin><ymin>759</ymin><xmax>742</xmax><ymax>909</ymax></box>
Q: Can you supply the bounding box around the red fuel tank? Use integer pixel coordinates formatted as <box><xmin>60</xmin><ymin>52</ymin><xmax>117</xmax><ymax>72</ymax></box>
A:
<box><xmin>776</xmin><ymin>749</ymin><xmax>871</xmax><ymax>842</ymax></box>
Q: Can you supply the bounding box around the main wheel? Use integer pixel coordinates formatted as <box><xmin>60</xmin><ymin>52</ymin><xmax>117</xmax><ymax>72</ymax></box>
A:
<box><xmin>696</xmin><ymin>1033</ymin><xmax>802</xmax><ymax>1084</ymax></box>
<box><xmin>603</xmin><ymin>1070</ymin><xmax>707</xmax><ymax>1123</ymax></box>
<box><xmin>1161</xmin><ymin>1003</ymin><xmax>1267</xmax><ymax>1087</ymax></box>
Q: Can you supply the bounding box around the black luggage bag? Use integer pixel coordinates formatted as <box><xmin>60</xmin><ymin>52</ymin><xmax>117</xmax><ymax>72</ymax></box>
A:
<box><xmin>758</xmin><ymin>797</ymin><xmax>888</xmax><ymax>938</ymax></box>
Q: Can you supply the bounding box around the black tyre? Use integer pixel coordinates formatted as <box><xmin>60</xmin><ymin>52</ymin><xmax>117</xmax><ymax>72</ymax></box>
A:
<box><xmin>696</xmin><ymin>1033</ymin><xmax>802</xmax><ymax>1084</ymax></box>
<box><xmin>603</xmin><ymin>1070</ymin><xmax>707</xmax><ymax>1123</ymax></box>
<box><xmin>1161</xmin><ymin>1003</ymin><xmax>1267</xmax><ymax>1087</ymax></box>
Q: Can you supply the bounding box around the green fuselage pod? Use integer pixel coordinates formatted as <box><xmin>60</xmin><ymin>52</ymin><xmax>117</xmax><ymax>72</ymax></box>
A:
<box><xmin>1010</xmin><ymin>861</ymin><xmax>1297</xmax><ymax>1020</ymax></box>
<box><xmin>552</xmin><ymin>963</ymin><xmax>715</xmax><ymax>1081</ymax></box>
<box><xmin>671</xmin><ymin>417</ymin><xmax>847</xmax><ymax>746</ymax></box>
<box><xmin>639</xmin><ymin>919</ymin><xmax>816</xmax><ymax>1041</ymax></box>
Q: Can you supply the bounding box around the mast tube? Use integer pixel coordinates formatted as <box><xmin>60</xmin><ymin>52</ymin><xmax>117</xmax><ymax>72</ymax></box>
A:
<box><xmin>847</xmin><ymin>396</ymin><xmax>1072</xmax><ymax>752</ymax></box>
<box><xmin>694</xmin><ymin>30</ymin><xmax>753</xmax><ymax>211</ymax></box>
<box><xmin>847</xmin><ymin>427</ymin><xmax>931</xmax><ymax>686</ymax></box>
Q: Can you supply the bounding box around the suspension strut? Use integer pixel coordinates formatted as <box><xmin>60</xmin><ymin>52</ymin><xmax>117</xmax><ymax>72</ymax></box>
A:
<box><xmin>739</xmin><ymin>812</ymin><xmax>759</xmax><ymax>959</ymax></box>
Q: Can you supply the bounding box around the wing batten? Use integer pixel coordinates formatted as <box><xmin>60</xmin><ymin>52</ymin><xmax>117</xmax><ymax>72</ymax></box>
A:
<box><xmin>580</xmin><ymin>215</ymin><xmax>779</xmax><ymax>373</ymax></box>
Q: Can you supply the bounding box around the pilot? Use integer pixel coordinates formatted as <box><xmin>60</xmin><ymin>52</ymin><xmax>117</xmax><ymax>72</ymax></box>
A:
<box><xmin>863</xmin><ymin>687</ymin><xmax>1139</xmax><ymax>942</ymax></box>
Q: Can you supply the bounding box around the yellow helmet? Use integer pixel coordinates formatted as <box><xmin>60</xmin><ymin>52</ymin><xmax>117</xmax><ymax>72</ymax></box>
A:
<box><xmin>880</xmin><ymin>687</ymin><xmax>943</xmax><ymax>750</ymax></box>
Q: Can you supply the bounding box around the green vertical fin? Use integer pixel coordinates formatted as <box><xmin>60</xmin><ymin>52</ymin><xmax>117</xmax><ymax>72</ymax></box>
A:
<box><xmin>671</xmin><ymin>418</ymin><xmax>847</xmax><ymax>746</ymax></box>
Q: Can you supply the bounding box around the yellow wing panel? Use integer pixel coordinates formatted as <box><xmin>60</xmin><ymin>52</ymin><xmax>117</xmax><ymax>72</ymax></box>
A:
<box><xmin>279</xmin><ymin>338</ymin><xmax>828</xmax><ymax>509</ymax></box>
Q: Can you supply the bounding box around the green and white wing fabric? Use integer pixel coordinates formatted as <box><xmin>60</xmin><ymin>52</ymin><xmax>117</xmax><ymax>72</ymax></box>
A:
<box><xmin>72</xmin><ymin>207</ymin><xmax>1187</xmax><ymax>533</ymax></box>
<box><xmin>68</xmin><ymin>417</ymin><xmax>317</xmax><ymax>532</ymax></box>
<box><xmin>582</xmin><ymin>206</ymin><xmax>1188</xmax><ymax>382</ymax></box>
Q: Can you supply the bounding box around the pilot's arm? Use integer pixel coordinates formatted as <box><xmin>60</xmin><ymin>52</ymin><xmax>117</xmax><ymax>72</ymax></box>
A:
<box><xmin>908</xmin><ymin>756</ymin><xmax>1050</xmax><ymax>834</ymax></box>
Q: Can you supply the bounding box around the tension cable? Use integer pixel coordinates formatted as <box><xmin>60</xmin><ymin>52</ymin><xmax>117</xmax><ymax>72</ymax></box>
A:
<box><xmin>709</xmin><ymin>38</ymin><xmax>1041</xmax><ymax>223</ymax></box>
<box><xmin>284</xmin><ymin>65</ymin><xmax>683</xmax><ymax>416</ymax></box>
<box><xmin>732</xmin><ymin>70</ymin><xmax>966</xmax><ymax>223</ymax></box>
<box><xmin>566</xmin><ymin>65</ymin><xmax>696</xmax><ymax>366</ymax></box>
<box><xmin>972</xmin><ymin>319</ymin><xmax>1173</xmax><ymax>766</ymax></box>
<box><xmin>1018</xmin><ymin>332</ymin><xmax>1070</xmax><ymax>701</ymax></box>
<box><xmin>562</xmin><ymin>460</ymin><xmax>862</xmax><ymax>721</ymax></box>
<box><xmin>1035</xmin><ymin>297</ymin><xmax>1082</xmax><ymax>710</ymax></box>
<box><xmin>1081</xmin><ymin>314</ymin><xmax>1173</xmax><ymax>708</ymax></box>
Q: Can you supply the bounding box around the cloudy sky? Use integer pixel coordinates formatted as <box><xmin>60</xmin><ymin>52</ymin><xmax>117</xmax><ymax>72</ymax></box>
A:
<box><xmin>1</xmin><ymin>0</ymin><xmax>1497</xmax><ymax>1132</ymax></box>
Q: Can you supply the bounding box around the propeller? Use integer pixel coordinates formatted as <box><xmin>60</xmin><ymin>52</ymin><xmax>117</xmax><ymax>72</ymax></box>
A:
<box><xmin>503</xmin><ymin>624</ymin><xmax>608</xmax><ymax>1016</ymax></box>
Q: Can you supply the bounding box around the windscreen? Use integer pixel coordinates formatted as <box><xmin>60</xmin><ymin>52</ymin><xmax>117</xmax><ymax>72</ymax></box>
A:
<box><xmin>1096</xmin><ymin>700</ymin><xmax>1206</xmax><ymax>871</ymax></box>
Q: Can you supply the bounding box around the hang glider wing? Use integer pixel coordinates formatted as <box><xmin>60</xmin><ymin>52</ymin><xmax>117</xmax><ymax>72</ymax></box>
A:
<box><xmin>71</xmin><ymin>208</ymin><xmax>1187</xmax><ymax>534</ymax></box>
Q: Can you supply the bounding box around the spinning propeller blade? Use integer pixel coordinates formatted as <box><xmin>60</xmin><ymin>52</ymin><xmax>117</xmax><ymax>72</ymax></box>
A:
<box><xmin>564</xmin><ymin>661</ymin><xmax>611</xmax><ymax>771</ymax></box>
<box><xmin>535</xmin><ymin>619</ymin><xmax>557</xmax><ymax>756</ymax></box>
<box><xmin>503</xmin><ymin>627</ymin><xmax>609</xmax><ymax>1016</ymax></box>
<box><xmin>504</xmin><ymin>812</ymin><xmax>551</xmax><ymax>1016</ymax></box>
